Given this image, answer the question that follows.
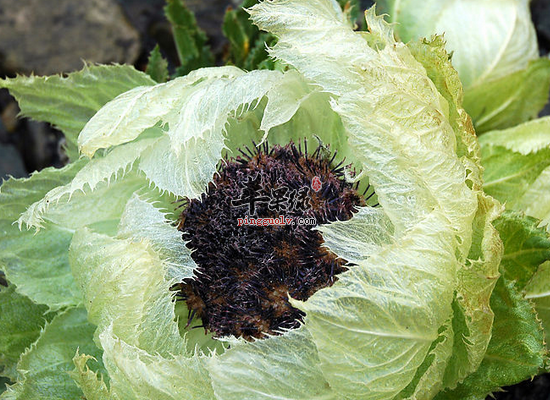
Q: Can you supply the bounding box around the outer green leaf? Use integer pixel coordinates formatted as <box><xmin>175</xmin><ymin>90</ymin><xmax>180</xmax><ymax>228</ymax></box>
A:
<box><xmin>0</xmin><ymin>162</ymin><xmax>85</xmax><ymax>309</ymax></box>
<box><xmin>379</xmin><ymin>0</ymin><xmax>538</xmax><ymax>86</ymax></box>
<box><xmin>480</xmin><ymin>115</ymin><xmax>550</xmax><ymax>155</ymax></box>
<box><xmin>464</xmin><ymin>58</ymin><xmax>550</xmax><ymax>133</ymax></box>
<box><xmin>165</xmin><ymin>0</ymin><xmax>214</xmax><ymax>76</ymax></box>
<box><xmin>0</xmin><ymin>65</ymin><xmax>155</xmax><ymax>159</ymax></box>
<box><xmin>0</xmin><ymin>287</ymin><xmax>54</xmax><ymax>380</ymax></box>
<box><xmin>146</xmin><ymin>45</ymin><xmax>169</xmax><ymax>83</ymax></box>
<box><xmin>481</xmin><ymin>145</ymin><xmax>550</xmax><ymax>208</ymax></box>
<box><xmin>480</xmin><ymin>117</ymin><xmax>550</xmax><ymax>219</ymax></box>
<box><xmin>378</xmin><ymin>0</ymin><xmax>546</xmax><ymax>133</ymax></box>
<box><xmin>1</xmin><ymin>307</ymin><xmax>103</xmax><ymax>400</ymax></box>
<box><xmin>494</xmin><ymin>211</ymin><xmax>550</xmax><ymax>288</ymax></box>
<box><xmin>437</xmin><ymin>278</ymin><xmax>546</xmax><ymax>400</ymax></box>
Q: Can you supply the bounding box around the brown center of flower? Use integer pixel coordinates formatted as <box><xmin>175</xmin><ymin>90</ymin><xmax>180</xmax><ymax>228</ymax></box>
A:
<box><xmin>175</xmin><ymin>141</ymin><xmax>373</xmax><ymax>340</ymax></box>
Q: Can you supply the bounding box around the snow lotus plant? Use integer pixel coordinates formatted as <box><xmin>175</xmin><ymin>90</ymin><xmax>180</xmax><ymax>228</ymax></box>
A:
<box><xmin>0</xmin><ymin>0</ymin><xmax>548</xmax><ymax>399</ymax></box>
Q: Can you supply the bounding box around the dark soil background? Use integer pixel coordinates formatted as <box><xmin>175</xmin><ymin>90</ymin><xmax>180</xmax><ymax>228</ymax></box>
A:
<box><xmin>0</xmin><ymin>0</ymin><xmax>549</xmax><ymax>398</ymax></box>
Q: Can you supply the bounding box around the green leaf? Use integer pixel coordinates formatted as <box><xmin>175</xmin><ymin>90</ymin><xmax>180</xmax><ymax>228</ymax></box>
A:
<box><xmin>465</xmin><ymin>58</ymin><xmax>550</xmax><ymax>133</ymax></box>
<box><xmin>146</xmin><ymin>45</ymin><xmax>169</xmax><ymax>83</ymax></box>
<box><xmin>0</xmin><ymin>162</ymin><xmax>85</xmax><ymax>309</ymax></box>
<box><xmin>222</xmin><ymin>0</ymin><xmax>277</xmax><ymax>70</ymax></box>
<box><xmin>436</xmin><ymin>278</ymin><xmax>546</xmax><ymax>400</ymax></box>
<box><xmin>482</xmin><ymin>145</ymin><xmax>550</xmax><ymax>208</ymax></box>
<box><xmin>494</xmin><ymin>211</ymin><xmax>550</xmax><ymax>288</ymax></box>
<box><xmin>0</xmin><ymin>65</ymin><xmax>155</xmax><ymax>160</ymax></box>
<box><xmin>0</xmin><ymin>286</ymin><xmax>54</xmax><ymax>380</ymax></box>
<box><xmin>480</xmin><ymin>117</ymin><xmax>550</xmax><ymax>219</ymax></box>
<box><xmin>165</xmin><ymin>0</ymin><xmax>214</xmax><ymax>77</ymax></box>
<box><xmin>1</xmin><ymin>307</ymin><xmax>104</xmax><ymax>400</ymax></box>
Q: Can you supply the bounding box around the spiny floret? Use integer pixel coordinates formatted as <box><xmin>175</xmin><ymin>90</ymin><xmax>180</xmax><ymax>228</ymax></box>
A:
<box><xmin>176</xmin><ymin>141</ymin><xmax>370</xmax><ymax>340</ymax></box>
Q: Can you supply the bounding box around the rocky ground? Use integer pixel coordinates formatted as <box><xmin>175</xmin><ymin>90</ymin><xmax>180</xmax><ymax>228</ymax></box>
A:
<box><xmin>0</xmin><ymin>0</ymin><xmax>549</xmax><ymax>398</ymax></box>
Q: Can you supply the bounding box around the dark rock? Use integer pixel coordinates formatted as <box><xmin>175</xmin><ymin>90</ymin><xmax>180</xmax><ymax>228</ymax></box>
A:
<box><xmin>532</xmin><ymin>0</ymin><xmax>550</xmax><ymax>56</ymax></box>
<box><xmin>0</xmin><ymin>143</ymin><xmax>26</xmax><ymax>181</ymax></box>
<box><xmin>0</xmin><ymin>0</ymin><xmax>141</xmax><ymax>75</ymax></box>
<box><xmin>492</xmin><ymin>373</ymin><xmax>550</xmax><ymax>400</ymax></box>
<box><xmin>532</xmin><ymin>0</ymin><xmax>550</xmax><ymax>117</ymax></box>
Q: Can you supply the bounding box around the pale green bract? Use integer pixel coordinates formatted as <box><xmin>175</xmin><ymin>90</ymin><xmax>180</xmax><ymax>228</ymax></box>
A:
<box><xmin>0</xmin><ymin>1</ymin><xmax>506</xmax><ymax>399</ymax></box>
<box><xmin>378</xmin><ymin>0</ymin><xmax>550</xmax><ymax>133</ymax></box>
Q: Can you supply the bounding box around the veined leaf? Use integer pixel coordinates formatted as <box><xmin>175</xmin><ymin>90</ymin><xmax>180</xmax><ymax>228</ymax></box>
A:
<box><xmin>249</xmin><ymin>2</ymin><xmax>501</xmax><ymax>398</ymax></box>
<box><xmin>464</xmin><ymin>58</ymin><xmax>550</xmax><ymax>133</ymax></box>
<box><xmin>69</xmin><ymin>228</ymin><xmax>216</xmax><ymax>399</ymax></box>
<box><xmin>494</xmin><ymin>211</ymin><xmax>550</xmax><ymax>288</ymax></box>
<box><xmin>0</xmin><ymin>162</ymin><xmax>85</xmax><ymax>309</ymax></box>
<box><xmin>0</xmin><ymin>65</ymin><xmax>155</xmax><ymax>159</ymax></box>
<box><xmin>0</xmin><ymin>287</ymin><xmax>54</xmax><ymax>381</ymax></box>
<box><xmin>0</xmin><ymin>307</ymin><xmax>103</xmax><ymax>400</ymax></box>
<box><xmin>70</xmin><ymin>228</ymin><xmax>185</xmax><ymax>357</ymax></box>
<box><xmin>437</xmin><ymin>278</ymin><xmax>546</xmax><ymax>400</ymax></box>
<box><xmin>480</xmin><ymin>117</ymin><xmax>550</xmax><ymax>225</ymax></box>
